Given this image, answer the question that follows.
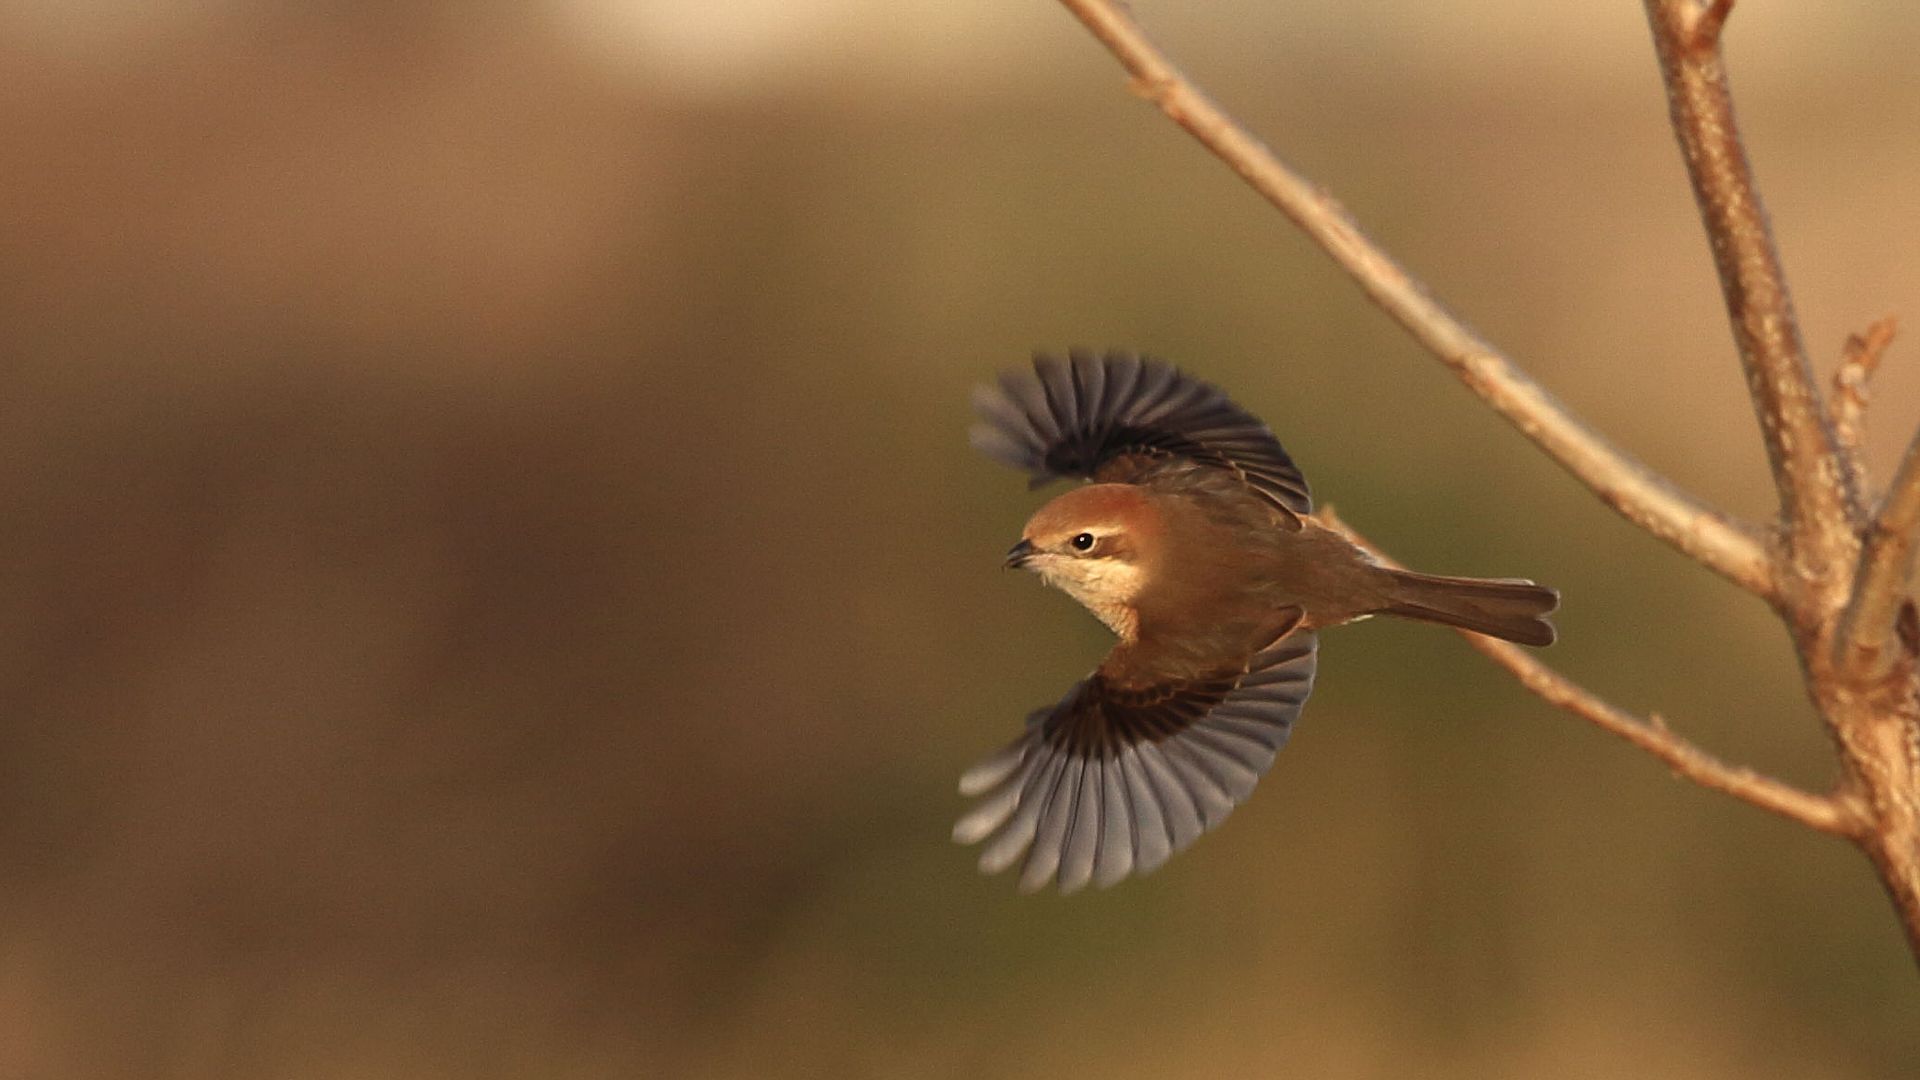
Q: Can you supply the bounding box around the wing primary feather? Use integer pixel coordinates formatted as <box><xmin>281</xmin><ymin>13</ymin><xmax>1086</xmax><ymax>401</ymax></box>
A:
<box><xmin>1070</xmin><ymin>351</ymin><xmax>1108</xmax><ymax>442</ymax></box>
<box><xmin>1136</xmin><ymin>742</ymin><xmax>1204</xmax><ymax>852</ymax></box>
<box><xmin>1158</xmin><ymin>738</ymin><xmax>1236</xmax><ymax>828</ymax></box>
<box><xmin>1020</xmin><ymin>754</ymin><xmax>1085</xmax><ymax>893</ymax></box>
<box><xmin>1101</xmin><ymin>352</ymin><xmax>1144</xmax><ymax>422</ymax></box>
<box><xmin>1057</xmin><ymin>754</ymin><xmax>1103</xmax><ymax>894</ymax></box>
<box><xmin>1135</xmin><ymin>380</ymin><xmax>1215</xmax><ymax>427</ymax></box>
<box><xmin>1243</xmin><ymin>653</ymin><xmax>1314</xmax><ymax>681</ymax></box>
<box><xmin>998</xmin><ymin>368</ymin><xmax>1059</xmax><ymax>445</ymax></box>
<box><xmin>1186</xmin><ymin>721</ymin><xmax>1274</xmax><ymax>771</ymax></box>
<box><xmin>971</xmin><ymin>381</ymin><xmax>1038</xmax><ymax>452</ymax></box>
<box><xmin>1130</xmin><ymin>359</ymin><xmax>1181</xmax><ymax>420</ymax></box>
<box><xmin>1032</xmin><ymin>354</ymin><xmax>1079</xmax><ymax>445</ymax></box>
<box><xmin>1093</xmin><ymin>755</ymin><xmax>1134</xmax><ymax>888</ymax></box>
<box><xmin>953</xmin><ymin>740</ymin><xmax>1035</xmax><ymax>845</ymax></box>
<box><xmin>1204</xmin><ymin>712</ymin><xmax>1293</xmax><ymax>752</ymax></box>
<box><xmin>1117</xmin><ymin>747</ymin><xmax>1172</xmax><ymax>875</ymax></box>
<box><xmin>1178</xmin><ymin>729</ymin><xmax>1263</xmax><ymax>799</ymax></box>
<box><xmin>977</xmin><ymin>745</ymin><xmax>1067</xmax><ymax>875</ymax></box>
<box><xmin>957</xmin><ymin>733</ymin><xmax>1029</xmax><ymax>796</ymax></box>
<box><xmin>968</xmin><ymin>423</ymin><xmax>1035</xmax><ymax>470</ymax></box>
<box><xmin>952</xmin><ymin>773</ymin><xmax>1025</xmax><ymax>845</ymax></box>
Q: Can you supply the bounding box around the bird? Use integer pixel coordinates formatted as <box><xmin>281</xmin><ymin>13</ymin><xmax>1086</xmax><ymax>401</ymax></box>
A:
<box><xmin>954</xmin><ymin>349</ymin><xmax>1559</xmax><ymax>894</ymax></box>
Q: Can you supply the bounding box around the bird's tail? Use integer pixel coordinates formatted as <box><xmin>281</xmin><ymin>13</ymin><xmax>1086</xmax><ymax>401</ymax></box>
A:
<box><xmin>1380</xmin><ymin>570</ymin><xmax>1559</xmax><ymax>647</ymax></box>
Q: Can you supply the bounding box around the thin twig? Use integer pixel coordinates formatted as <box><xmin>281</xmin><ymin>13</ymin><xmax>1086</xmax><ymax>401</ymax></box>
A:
<box><xmin>1688</xmin><ymin>0</ymin><xmax>1736</xmax><ymax>52</ymax></box>
<box><xmin>1643</xmin><ymin>0</ymin><xmax>1855</xmax><ymax>584</ymax></box>
<box><xmin>1832</xmin><ymin>316</ymin><xmax>1897</xmax><ymax>469</ymax></box>
<box><xmin>1317</xmin><ymin>507</ymin><xmax>1856</xmax><ymax>836</ymax></box>
<box><xmin>1053</xmin><ymin>0</ymin><xmax>1777</xmax><ymax>602</ymax></box>
<box><xmin>1836</xmin><ymin>429</ymin><xmax>1920</xmax><ymax>680</ymax></box>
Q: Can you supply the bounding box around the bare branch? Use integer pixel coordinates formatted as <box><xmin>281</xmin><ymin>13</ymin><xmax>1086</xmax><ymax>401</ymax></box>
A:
<box><xmin>1642</xmin><ymin>0</ymin><xmax>1855</xmax><ymax>582</ymax></box>
<box><xmin>1836</xmin><ymin>429</ymin><xmax>1920</xmax><ymax>679</ymax></box>
<box><xmin>1832</xmin><ymin>316</ymin><xmax>1897</xmax><ymax>468</ymax></box>
<box><xmin>1317</xmin><ymin>508</ymin><xmax>1857</xmax><ymax>837</ymax></box>
<box><xmin>1688</xmin><ymin>0</ymin><xmax>1736</xmax><ymax>53</ymax></box>
<box><xmin>1053</xmin><ymin>0</ymin><xmax>1777</xmax><ymax>601</ymax></box>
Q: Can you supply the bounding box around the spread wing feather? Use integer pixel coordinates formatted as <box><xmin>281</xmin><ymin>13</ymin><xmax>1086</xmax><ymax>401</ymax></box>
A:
<box><xmin>953</xmin><ymin>628</ymin><xmax>1317</xmax><ymax>893</ymax></box>
<box><xmin>970</xmin><ymin>349</ymin><xmax>1312</xmax><ymax>521</ymax></box>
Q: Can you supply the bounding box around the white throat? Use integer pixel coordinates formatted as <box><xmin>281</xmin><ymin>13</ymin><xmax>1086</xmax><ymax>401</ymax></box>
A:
<box><xmin>1038</xmin><ymin>558</ymin><xmax>1143</xmax><ymax>641</ymax></box>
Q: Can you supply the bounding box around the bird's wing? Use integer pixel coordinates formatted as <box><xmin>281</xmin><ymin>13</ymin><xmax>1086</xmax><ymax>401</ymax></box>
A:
<box><xmin>969</xmin><ymin>349</ymin><xmax>1312</xmax><ymax>524</ymax></box>
<box><xmin>952</xmin><ymin>622</ymin><xmax>1317</xmax><ymax>894</ymax></box>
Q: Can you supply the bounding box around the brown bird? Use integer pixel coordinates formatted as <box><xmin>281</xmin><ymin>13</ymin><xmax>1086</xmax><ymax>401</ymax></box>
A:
<box><xmin>955</xmin><ymin>350</ymin><xmax>1558</xmax><ymax>893</ymax></box>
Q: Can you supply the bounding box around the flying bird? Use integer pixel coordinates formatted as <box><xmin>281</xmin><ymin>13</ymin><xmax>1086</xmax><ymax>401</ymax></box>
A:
<box><xmin>955</xmin><ymin>350</ymin><xmax>1559</xmax><ymax>893</ymax></box>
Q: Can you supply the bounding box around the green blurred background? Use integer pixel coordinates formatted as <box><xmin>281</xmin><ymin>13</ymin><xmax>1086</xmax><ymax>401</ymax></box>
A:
<box><xmin>3</xmin><ymin>3</ymin><xmax>1919</xmax><ymax>1077</ymax></box>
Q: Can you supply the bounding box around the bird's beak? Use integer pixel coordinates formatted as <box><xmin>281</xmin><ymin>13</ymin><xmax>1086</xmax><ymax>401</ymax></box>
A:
<box><xmin>1003</xmin><ymin>538</ymin><xmax>1036</xmax><ymax>569</ymax></box>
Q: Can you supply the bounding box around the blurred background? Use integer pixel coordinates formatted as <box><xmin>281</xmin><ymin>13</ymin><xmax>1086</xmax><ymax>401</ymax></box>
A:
<box><xmin>3</xmin><ymin>2</ymin><xmax>1919</xmax><ymax>1077</ymax></box>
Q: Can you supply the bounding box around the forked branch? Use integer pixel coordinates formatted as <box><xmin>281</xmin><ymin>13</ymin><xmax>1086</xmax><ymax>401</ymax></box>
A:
<box><xmin>1053</xmin><ymin>0</ymin><xmax>1775</xmax><ymax>602</ymax></box>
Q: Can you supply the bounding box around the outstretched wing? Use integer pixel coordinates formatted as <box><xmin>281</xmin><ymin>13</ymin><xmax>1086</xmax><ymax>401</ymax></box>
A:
<box><xmin>952</xmin><ymin>627</ymin><xmax>1318</xmax><ymax>893</ymax></box>
<box><xmin>970</xmin><ymin>349</ymin><xmax>1312</xmax><ymax>522</ymax></box>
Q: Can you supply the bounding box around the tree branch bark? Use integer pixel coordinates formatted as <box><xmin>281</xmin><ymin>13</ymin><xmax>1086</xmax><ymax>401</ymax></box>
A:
<box><xmin>1836</xmin><ymin>429</ymin><xmax>1920</xmax><ymax>680</ymax></box>
<box><xmin>1053</xmin><ymin>0</ymin><xmax>1776</xmax><ymax>602</ymax></box>
<box><xmin>1642</xmin><ymin>0</ymin><xmax>1856</xmax><ymax>591</ymax></box>
<box><xmin>1831</xmin><ymin>316</ymin><xmax>1896</xmax><ymax>475</ymax></box>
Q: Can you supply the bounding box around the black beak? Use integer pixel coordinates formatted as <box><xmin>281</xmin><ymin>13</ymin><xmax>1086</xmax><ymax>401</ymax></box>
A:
<box><xmin>1003</xmin><ymin>538</ymin><xmax>1036</xmax><ymax>569</ymax></box>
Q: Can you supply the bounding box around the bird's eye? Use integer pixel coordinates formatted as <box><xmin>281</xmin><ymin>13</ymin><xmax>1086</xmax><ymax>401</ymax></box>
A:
<box><xmin>1070</xmin><ymin>532</ymin><xmax>1096</xmax><ymax>552</ymax></box>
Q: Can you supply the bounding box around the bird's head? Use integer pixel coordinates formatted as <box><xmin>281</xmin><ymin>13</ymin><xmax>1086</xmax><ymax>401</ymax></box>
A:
<box><xmin>1004</xmin><ymin>484</ymin><xmax>1162</xmax><ymax>638</ymax></box>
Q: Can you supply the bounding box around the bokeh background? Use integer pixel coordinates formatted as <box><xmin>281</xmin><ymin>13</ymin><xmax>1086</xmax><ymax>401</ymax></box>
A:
<box><xmin>4</xmin><ymin>2</ymin><xmax>1920</xmax><ymax>1077</ymax></box>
